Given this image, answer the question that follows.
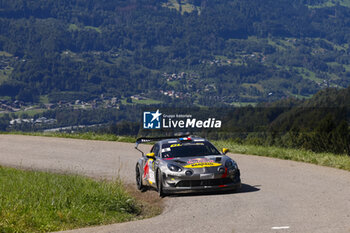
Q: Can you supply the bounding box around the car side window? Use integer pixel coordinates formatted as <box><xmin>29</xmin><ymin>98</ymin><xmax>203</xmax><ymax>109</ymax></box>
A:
<box><xmin>152</xmin><ymin>144</ymin><xmax>160</xmax><ymax>157</ymax></box>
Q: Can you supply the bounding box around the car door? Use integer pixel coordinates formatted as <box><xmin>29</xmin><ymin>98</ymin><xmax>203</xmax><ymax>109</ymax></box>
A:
<box><xmin>145</xmin><ymin>143</ymin><xmax>159</xmax><ymax>186</ymax></box>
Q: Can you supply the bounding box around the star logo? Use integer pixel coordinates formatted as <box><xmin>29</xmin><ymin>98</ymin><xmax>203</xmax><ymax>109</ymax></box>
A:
<box><xmin>143</xmin><ymin>110</ymin><xmax>162</xmax><ymax>129</ymax></box>
<box><xmin>150</xmin><ymin>109</ymin><xmax>162</xmax><ymax>122</ymax></box>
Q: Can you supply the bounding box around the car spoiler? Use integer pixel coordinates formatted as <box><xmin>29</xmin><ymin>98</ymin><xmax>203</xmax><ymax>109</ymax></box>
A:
<box><xmin>135</xmin><ymin>134</ymin><xmax>191</xmax><ymax>156</ymax></box>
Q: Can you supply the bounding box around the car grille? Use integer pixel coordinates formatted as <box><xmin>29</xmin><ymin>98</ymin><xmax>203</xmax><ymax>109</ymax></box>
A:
<box><xmin>176</xmin><ymin>178</ymin><xmax>234</xmax><ymax>187</ymax></box>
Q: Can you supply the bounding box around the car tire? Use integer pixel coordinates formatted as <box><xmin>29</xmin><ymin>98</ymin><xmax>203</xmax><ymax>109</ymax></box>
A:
<box><xmin>136</xmin><ymin>164</ymin><xmax>146</xmax><ymax>192</ymax></box>
<box><xmin>157</xmin><ymin>169</ymin><xmax>165</xmax><ymax>197</ymax></box>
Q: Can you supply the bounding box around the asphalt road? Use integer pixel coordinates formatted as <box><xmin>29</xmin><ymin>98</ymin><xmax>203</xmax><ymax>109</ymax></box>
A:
<box><xmin>1</xmin><ymin>134</ymin><xmax>350</xmax><ymax>233</ymax></box>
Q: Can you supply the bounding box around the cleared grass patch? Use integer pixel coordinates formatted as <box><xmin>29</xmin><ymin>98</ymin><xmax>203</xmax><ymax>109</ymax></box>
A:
<box><xmin>214</xmin><ymin>140</ymin><xmax>350</xmax><ymax>171</ymax></box>
<box><xmin>121</xmin><ymin>97</ymin><xmax>163</xmax><ymax>105</ymax></box>
<box><xmin>0</xmin><ymin>167</ymin><xmax>143</xmax><ymax>233</ymax></box>
<box><xmin>162</xmin><ymin>0</ymin><xmax>200</xmax><ymax>15</ymax></box>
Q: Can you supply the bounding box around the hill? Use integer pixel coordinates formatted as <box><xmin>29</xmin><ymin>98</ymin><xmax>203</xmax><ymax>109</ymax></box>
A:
<box><xmin>1</xmin><ymin>0</ymin><xmax>350</xmax><ymax>105</ymax></box>
<box><xmin>215</xmin><ymin>86</ymin><xmax>350</xmax><ymax>155</ymax></box>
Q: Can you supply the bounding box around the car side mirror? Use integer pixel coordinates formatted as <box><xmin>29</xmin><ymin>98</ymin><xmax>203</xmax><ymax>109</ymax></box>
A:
<box><xmin>222</xmin><ymin>148</ymin><xmax>229</xmax><ymax>154</ymax></box>
<box><xmin>146</xmin><ymin>152</ymin><xmax>155</xmax><ymax>159</ymax></box>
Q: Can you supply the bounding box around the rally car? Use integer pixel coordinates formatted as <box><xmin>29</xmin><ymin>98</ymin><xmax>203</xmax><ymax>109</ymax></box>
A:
<box><xmin>135</xmin><ymin>135</ymin><xmax>241</xmax><ymax>196</ymax></box>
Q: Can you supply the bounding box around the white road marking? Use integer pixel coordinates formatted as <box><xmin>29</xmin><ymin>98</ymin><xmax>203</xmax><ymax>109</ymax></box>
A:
<box><xmin>271</xmin><ymin>226</ymin><xmax>290</xmax><ymax>230</ymax></box>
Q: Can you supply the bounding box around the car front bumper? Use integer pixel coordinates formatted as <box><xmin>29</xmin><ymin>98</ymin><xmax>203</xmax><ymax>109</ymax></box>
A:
<box><xmin>162</xmin><ymin>169</ymin><xmax>241</xmax><ymax>194</ymax></box>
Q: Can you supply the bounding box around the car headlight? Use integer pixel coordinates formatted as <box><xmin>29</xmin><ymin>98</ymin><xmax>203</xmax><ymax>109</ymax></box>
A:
<box><xmin>168</xmin><ymin>164</ymin><xmax>183</xmax><ymax>172</ymax></box>
<box><xmin>225</xmin><ymin>159</ymin><xmax>237</xmax><ymax>169</ymax></box>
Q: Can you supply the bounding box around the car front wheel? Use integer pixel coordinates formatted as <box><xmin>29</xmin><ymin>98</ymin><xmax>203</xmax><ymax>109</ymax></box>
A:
<box><xmin>157</xmin><ymin>169</ymin><xmax>165</xmax><ymax>197</ymax></box>
<box><xmin>136</xmin><ymin>164</ymin><xmax>146</xmax><ymax>192</ymax></box>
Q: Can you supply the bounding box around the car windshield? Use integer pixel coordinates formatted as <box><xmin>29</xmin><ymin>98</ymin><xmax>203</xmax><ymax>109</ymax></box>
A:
<box><xmin>161</xmin><ymin>142</ymin><xmax>220</xmax><ymax>158</ymax></box>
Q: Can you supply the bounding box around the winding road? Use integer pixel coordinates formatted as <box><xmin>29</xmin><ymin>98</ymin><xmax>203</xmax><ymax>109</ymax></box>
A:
<box><xmin>1</xmin><ymin>135</ymin><xmax>350</xmax><ymax>233</ymax></box>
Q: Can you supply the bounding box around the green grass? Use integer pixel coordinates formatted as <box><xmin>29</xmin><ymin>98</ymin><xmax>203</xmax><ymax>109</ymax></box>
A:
<box><xmin>166</xmin><ymin>80</ymin><xmax>181</xmax><ymax>88</ymax></box>
<box><xmin>241</xmin><ymin>83</ymin><xmax>264</xmax><ymax>92</ymax></box>
<box><xmin>2</xmin><ymin>132</ymin><xmax>136</xmax><ymax>143</ymax></box>
<box><xmin>68</xmin><ymin>24</ymin><xmax>101</xmax><ymax>33</ymax></box>
<box><xmin>214</xmin><ymin>140</ymin><xmax>350</xmax><ymax>171</ymax></box>
<box><xmin>132</xmin><ymin>99</ymin><xmax>163</xmax><ymax>105</ymax></box>
<box><xmin>68</xmin><ymin>24</ymin><xmax>79</xmax><ymax>31</ymax></box>
<box><xmin>20</xmin><ymin>108</ymin><xmax>46</xmax><ymax>117</ymax></box>
<box><xmin>230</xmin><ymin>102</ymin><xmax>257</xmax><ymax>107</ymax></box>
<box><xmin>267</xmin><ymin>38</ymin><xmax>287</xmax><ymax>51</ymax></box>
<box><xmin>292</xmin><ymin>93</ymin><xmax>312</xmax><ymax>99</ymax></box>
<box><xmin>0</xmin><ymin>51</ymin><xmax>13</xmax><ymax>57</ymax></box>
<box><xmin>266</xmin><ymin>37</ymin><xmax>296</xmax><ymax>50</ymax></box>
<box><xmin>162</xmin><ymin>0</ymin><xmax>200</xmax><ymax>15</ymax></box>
<box><xmin>85</xmin><ymin>26</ymin><xmax>102</xmax><ymax>33</ymax></box>
<box><xmin>0</xmin><ymin>166</ymin><xmax>142</xmax><ymax>233</ymax></box>
<box><xmin>153</xmin><ymin>45</ymin><xmax>170</xmax><ymax>53</ymax></box>
<box><xmin>342</xmin><ymin>64</ymin><xmax>350</xmax><ymax>72</ymax></box>
<box><xmin>121</xmin><ymin>98</ymin><xmax>162</xmax><ymax>105</ymax></box>
<box><xmin>291</xmin><ymin>67</ymin><xmax>323</xmax><ymax>83</ymax></box>
<box><xmin>39</xmin><ymin>95</ymin><xmax>49</xmax><ymax>104</ymax></box>
<box><xmin>0</xmin><ymin>108</ymin><xmax>46</xmax><ymax>118</ymax></box>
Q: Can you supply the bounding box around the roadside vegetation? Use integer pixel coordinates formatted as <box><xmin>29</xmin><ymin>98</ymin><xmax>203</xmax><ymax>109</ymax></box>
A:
<box><xmin>214</xmin><ymin>140</ymin><xmax>350</xmax><ymax>171</ymax></box>
<box><xmin>3</xmin><ymin>132</ymin><xmax>350</xmax><ymax>172</ymax></box>
<box><xmin>0</xmin><ymin>166</ymin><xmax>161</xmax><ymax>233</ymax></box>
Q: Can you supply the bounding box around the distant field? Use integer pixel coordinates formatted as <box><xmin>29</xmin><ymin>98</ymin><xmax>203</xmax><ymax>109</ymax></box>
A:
<box><xmin>19</xmin><ymin>108</ymin><xmax>47</xmax><ymax>117</ymax></box>
<box><xmin>85</xmin><ymin>26</ymin><xmax>102</xmax><ymax>33</ymax></box>
<box><xmin>39</xmin><ymin>95</ymin><xmax>49</xmax><ymax>104</ymax></box>
<box><xmin>68</xmin><ymin>24</ymin><xmax>101</xmax><ymax>33</ymax></box>
<box><xmin>292</xmin><ymin>67</ymin><xmax>323</xmax><ymax>83</ymax></box>
<box><xmin>162</xmin><ymin>0</ymin><xmax>200</xmax><ymax>14</ymax></box>
<box><xmin>231</xmin><ymin>102</ymin><xmax>257</xmax><ymax>107</ymax></box>
<box><xmin>0</xmin><ymin>51</ymin><xmax>12</xmax><ymax>57</ymax></box>
<box><xmin>0</xmin><ymin>107</ymin><xmax>47</xmax><ymax>118</ymax></box>
<box><xmin>121</xmin><ymin>98</ymin><xmax>163</xmax><ymax>105</ymax></box>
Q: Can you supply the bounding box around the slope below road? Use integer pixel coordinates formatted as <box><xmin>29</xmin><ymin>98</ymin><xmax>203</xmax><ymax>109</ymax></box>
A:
<box><xmin>0</xmin><ymin>135</ymin><xmax>350</xmax><ymax>233</ymax></box>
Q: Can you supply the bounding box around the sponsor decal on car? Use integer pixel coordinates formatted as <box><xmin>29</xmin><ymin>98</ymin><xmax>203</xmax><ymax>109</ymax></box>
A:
<box><xmin>187</xmin><ymin>158</ymin><xmax>215</xmax><ymax>164</ymax></box>
<box><xmin>148</xmin><ymin>162</ymin><xmax>156</xmax><ymax>185</ymax></box>
<box><xmin>143</xmin><ymin>162</ymin><xmax>149</xmax><ymax>179</ymax></box>
<box><xmin>143</xmin><ymin>159</ymin><xmax>156</xmax><ymax>184</ymax></box>
<box><xmin>184</xmin><ymin>162</ymin><xmax>221</xmax><ymax>168</ymax></box>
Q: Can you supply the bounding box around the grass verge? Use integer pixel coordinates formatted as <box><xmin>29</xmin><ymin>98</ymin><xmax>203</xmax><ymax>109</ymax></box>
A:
<box><xmin>1</xmin><ymin>131</ymin><xmax>136</xmax><ymax>143</ymax></box>
<box><xmin>0</xmin><ymin>166</ymin><xmax>162</xmax><ymax>233</ymax></box>
<box><xmin>214</xmin><ymin>140</ymin><xmax>350</xmax><ymax>171</ymax></box>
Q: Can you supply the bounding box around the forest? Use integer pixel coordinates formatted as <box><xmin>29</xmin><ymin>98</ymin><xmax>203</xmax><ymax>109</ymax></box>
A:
<box><xmin>1</xmin><ymin>0</ymin><xmax>350</xmax><ymax>104</ymax></box>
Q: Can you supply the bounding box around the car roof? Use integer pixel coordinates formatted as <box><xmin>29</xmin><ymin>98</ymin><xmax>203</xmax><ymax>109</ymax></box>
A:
<box><xmin>157</xmin><ymin>136</ymin><xmax>207</xmax><ymax>146</ymax></box>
